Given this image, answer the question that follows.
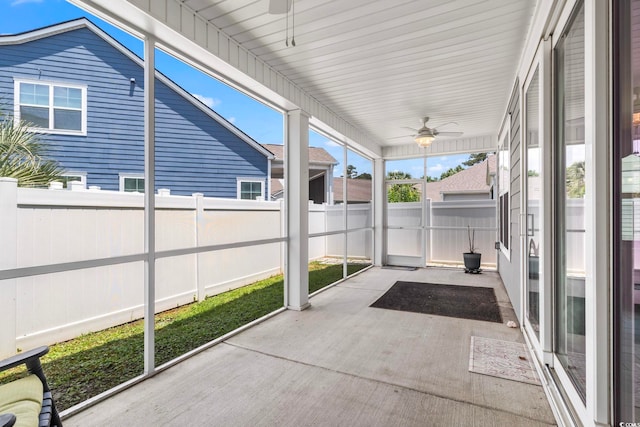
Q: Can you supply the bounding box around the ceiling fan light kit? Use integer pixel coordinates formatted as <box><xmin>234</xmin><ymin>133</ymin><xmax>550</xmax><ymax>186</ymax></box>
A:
<box><xmin>409</xmin><ymin>117</ymin><xmax>462</xmax><ymax>147</ymax></box>
<box><xmin>415</xmin><ymin>133</ymin><xmax>435</xmax><ymax>147</ymax></box>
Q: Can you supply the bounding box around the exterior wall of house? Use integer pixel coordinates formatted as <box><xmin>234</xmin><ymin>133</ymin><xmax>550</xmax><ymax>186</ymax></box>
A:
<box><xmin>498</xmin><ymin>81</ymin><xmax>522</xmax><ymax>320</ymax></box>
<box><xmin>0</xmin><ymin>26</ymin><xmax>268</xmax><ymax>197</ymax></box>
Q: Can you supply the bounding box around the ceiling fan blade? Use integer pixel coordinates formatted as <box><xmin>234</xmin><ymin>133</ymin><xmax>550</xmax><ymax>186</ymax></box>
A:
<box><xmin>401</xmin><ymin>126</ymin><xmax>419</xmax><ymax>132</ymax></box>
<box><xmin>387</xmin><ymin>134</ymin><xmax>414</xmax><ymax>140</ymax></box>
<box><xmin>435</xmin><ymin>131</ymin><xmax>464</xmax><ymax>137</ymax></box>
<box><xmin>269</xmin><ymin>0</ymin><xmax>292</xmax><ymax>14</ymax></box>
<box><xmin>433</xmin><ymin>121</ymin><xmax>458</xmax><ymax>130</ymax></box>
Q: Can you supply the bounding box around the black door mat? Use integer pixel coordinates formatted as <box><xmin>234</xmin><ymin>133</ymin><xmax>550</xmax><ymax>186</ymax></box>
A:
<box><xmin>370</xmin><ymin>281</ymin><xmax>502</xmax><ymax>323</ymax></box>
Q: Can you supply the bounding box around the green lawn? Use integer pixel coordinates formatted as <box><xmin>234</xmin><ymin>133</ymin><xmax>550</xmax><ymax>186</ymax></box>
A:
<box><xmin>1</xmin><ymin>262</ymin><xmax>368</xmax><ymax>411</ymax></box>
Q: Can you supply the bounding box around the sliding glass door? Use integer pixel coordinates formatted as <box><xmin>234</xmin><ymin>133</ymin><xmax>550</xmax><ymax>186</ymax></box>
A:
<box><xmin>555</xmin><ymin>0</ymin><xmax>587</xmax><ymax>402</ymax></box>
<box><xmin>614</xmin><ymin>0</ymin><xmax>640</xmax><ymax>422</ymax></box>
<box><xmin>525</xmin><ymin>66</ymin><xmax>541</xmax><ymax>339</ymax></box>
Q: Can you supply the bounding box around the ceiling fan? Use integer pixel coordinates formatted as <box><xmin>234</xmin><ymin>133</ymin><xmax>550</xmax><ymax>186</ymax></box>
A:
<box><xmin>401</xmin><ymin>117</ymin><xmax>463</xmax><ymax>147</ymax></box>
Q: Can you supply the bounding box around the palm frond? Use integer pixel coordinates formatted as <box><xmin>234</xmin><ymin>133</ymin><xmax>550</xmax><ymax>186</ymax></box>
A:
<box><xmin>0</xmin><ymin>115</ymin><xmax>65</xmax><ymax>187</ymax></box>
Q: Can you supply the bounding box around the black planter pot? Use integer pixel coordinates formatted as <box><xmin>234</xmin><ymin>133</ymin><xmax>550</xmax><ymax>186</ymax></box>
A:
<box><xmin>463</xmin><ymin>252</ymin><xmax>481</xmax><ymax>271</ymax></box>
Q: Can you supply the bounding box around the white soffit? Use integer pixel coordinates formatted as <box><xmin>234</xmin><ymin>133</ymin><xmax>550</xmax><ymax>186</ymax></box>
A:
<box><xmin>72</xmin><ymin>0</ymin><xmax>537</xmax><ymax>157</ymax></box>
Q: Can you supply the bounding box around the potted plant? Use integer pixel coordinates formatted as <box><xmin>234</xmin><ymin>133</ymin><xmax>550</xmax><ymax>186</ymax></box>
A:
<box><xmin>463</xmin><ymin>225</ymin><xmax>482</xmax><ymax>272</ymax></box>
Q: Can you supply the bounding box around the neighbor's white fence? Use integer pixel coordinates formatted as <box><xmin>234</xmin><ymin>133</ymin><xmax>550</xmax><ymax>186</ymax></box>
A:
<box><xmin>0</xmin><ymin>179</ymin><xmax>372</xmax><ymax>355</ymax></box>
<box><xmin>429</xmin><ymin>199</ymin><xmax>498</xmax><ymax>266</ymax></box>
<box><xmin>322</xmin><ymin>204</ymin><xmax>373</xmax><ymax>258</ymax></box>
<box><xmin>0</xmin><ymin>175</ymin><xmax>589</xmax><ymax>355</ymax></box>
<box><xmin>386</xmin><ymin>199</ymin><xmax>499</xmax><ymax>266</ymax></box>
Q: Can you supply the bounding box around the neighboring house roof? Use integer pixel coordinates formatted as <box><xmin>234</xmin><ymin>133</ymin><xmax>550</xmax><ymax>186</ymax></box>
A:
<box><xmin>270</xmin><ymin>178</ymin><xmax>284</xmax><ymax>198</ymax></box>
<box><xmin>0</xmin><ymin>18</ymin><xmax>274</xmax><ymax>161</ymax></box>
<box><xmin>271</xmin><ymin>156</ymin><xmax>495</xmax><ymax>203</ymax></box>
<box><xmin>333</xmin><ymin>178</ymin><xmax>372</xmax><ymax>203</ymax></box>
<box><xmin>262</xmin><ymin>144</ymin><xmax>338</xmax><ymax>165</ymax></box>
<box><xmin>265</xmin><ymin>144</ymin><xmax>338</xmax><ymax>203</ymax></box>
<box><xmin>270</xmin><ymin>177</ymin><xmax>372</xmax><ymax>203</ymax></box>
<box><xmin>426</xmin><ymin>155</ymin><xmax>497</xmax><ymax>201</ymax></box>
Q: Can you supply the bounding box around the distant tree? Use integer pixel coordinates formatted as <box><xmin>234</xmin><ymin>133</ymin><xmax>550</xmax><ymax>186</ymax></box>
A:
<box><xmin>355</xmin><ymin>172</ymin><xmax>372</xmax><ymax>180</ymax></box>
<box><xmin>346</xmin><ymin>164</ymin><xmax>357</xmax><ymax>178</ymax></box>
<box><xmin>425</xmin><ymin>176</ymin><xmax>439</xmax><ymax>182</ymax></box>
<box><xmin>528</xmin><ymin>170</ymin><xmax>540</xmax><ymax>177</ymax></box>
<box><xmin>0</xmin><ymin>113</ymin><xmax>64</xmax><ymax>187</ymax></box>
<box><xmin>387</xmin><ymin>184</ymin><xmax>420</xmax><ymax>203</ymax></box>
<box><xmin>462</xmin><ymin>152</ymin><xmax>488</xmax><ymax>167</ymax></box>
<box><xmin>566</xmin><ymin>161</ymin><xmax>585</xmax><ymax>198</ymax></box>
<box><xmin>387</xmin><ymin>171</ymin><xmax>412</xmax><ymax>180</ymax></box>
<box><xmin>439</xmin><ymin>164</ymin><xmax>464</xmax><ymax>180</ymax></box>
<box><xmin>386</xmin><ymin>171</ymin><xmax>420</xmax><ymax>202</ymax></box>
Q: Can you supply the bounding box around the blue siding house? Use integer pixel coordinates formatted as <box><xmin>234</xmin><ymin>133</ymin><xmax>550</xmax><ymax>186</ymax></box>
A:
<box><xmin>0</xmin><ymin>19</ymin><xmax>274</xmax><ymax>199</ymax></box>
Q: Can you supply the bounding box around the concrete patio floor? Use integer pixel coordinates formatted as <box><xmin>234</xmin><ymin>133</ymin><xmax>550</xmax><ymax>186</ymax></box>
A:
<box><xmin>65</xmin><ymin>267</ymin><xmax>556</xmax><ymax>426</ymax></box>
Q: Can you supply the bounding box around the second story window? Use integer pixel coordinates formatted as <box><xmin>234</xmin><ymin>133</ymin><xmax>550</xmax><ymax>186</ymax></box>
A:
<box><xmin>15</xmin><ymin>79</ymin><xmax>87</xmax><ymax>134</ymax></box>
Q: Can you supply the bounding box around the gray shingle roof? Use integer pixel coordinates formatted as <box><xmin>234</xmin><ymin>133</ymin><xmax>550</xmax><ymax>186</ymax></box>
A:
<box><xmin>333</xmin><ymin>178</ymin><xmax>372</xmax><ymax>202</ymax></box>
<box><xmin>262</xmin><ymin>144</ymin><xmax>338</xmax><ymax>164</ymax></box>
<box><xmin>426</xmin><ymin>155</ymin><xmax>496</xmax><ymax>201</ymax></box>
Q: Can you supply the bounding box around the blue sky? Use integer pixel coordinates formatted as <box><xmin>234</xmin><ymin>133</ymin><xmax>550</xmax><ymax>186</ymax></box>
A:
<box><xmin>1</xmin><ymin>0</ymin><xmax>472</xmax><ymax>178</ymax></box>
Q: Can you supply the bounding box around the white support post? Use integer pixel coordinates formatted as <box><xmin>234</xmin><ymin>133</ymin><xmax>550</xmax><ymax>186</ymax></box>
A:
<box><xmin>143</xmin><ymin>36</ymin><xmax>156</xmax><ymax>375</ymax></box>
<box><xmin>326</xmin><ymin>164</ymin><xmax>334</xmax><ymax>205</ymax></box>
<box><xmin>342</xmin><ymin>145</ymin><xmax>348</xmax><ymax>278</ymax></box>
<box><xmin>373</xmin><ymin>158</ymin><xmax>385</xmax><ymax>266</ymax></box>
<box><xmin>285</xmin><ymin>109</ymin><xmax>310</xmax><ymax>311</ymax></box>
<box><xmin>0</xmin><ymin>178</ymin><xmax>18</xmax><ymax>358</ymax></box>
<box><xmin>193</xmin><ymin>193</ymin><xmax>205</xmax><ymax>301</ymax></box>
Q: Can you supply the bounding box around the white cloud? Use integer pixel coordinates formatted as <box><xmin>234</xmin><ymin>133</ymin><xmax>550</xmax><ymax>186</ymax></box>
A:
<box><xmin>227</xmin><ymin>116</ymin><xmax>236</xmax><ymax>124</ymax></box>
<box><xmin>191</xmin><ymin>93</ymin><xmax>221</xmax><ymax>109</ymax></box>
<box><xmin>428</xmin><ymin>163</ymin><xmax>445</xmax><ymax>174</ymax></box>
<box><xmin>11</xmin><ymin>0</ymin><xmax>43</xmax><ymax>6</ymax></box>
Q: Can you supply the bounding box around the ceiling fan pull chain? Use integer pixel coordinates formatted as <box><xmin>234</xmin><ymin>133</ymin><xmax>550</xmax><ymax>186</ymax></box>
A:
<box><xmin>285</xmin><ymin>2</ymin><xmax>289</xmax><ymax>46</ymax></box>
<box><xmin>291</xmin><ymin>0</ymin><xmax>296</xmax><ymax>46</ymax></box>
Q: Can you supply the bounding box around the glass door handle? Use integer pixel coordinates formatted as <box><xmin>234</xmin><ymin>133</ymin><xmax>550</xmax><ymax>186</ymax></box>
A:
<box><xmin>527</xmin><ymin>214</ymin><xmax>534</xmax><ymax>237</ymax></box>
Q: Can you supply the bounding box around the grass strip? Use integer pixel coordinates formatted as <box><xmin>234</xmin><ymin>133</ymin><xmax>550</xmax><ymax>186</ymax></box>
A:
<box><xmin>1</xmin><ymin>262</ymin><xmax>368</xmax><ymax>410</ymax></box>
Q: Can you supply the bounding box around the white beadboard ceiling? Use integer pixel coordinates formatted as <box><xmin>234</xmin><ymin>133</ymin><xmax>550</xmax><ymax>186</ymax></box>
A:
<box><xmin>78</xmin><ymin>0</ymin><xmax>537</xmax><ymax>151</ymax></box>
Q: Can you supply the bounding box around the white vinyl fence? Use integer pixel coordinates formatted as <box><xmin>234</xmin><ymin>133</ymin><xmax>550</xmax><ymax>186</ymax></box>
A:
<box><xmin>0</xmin><ymin>179</ymin><xmax>371</xmax><ymax>355</ymax></box>
<box><xmin>386</xmin><ymin>199</ymin><xmax>499</xmax><ymax>266</ymax></box>
<box><xmin>0</xmin><ymin>177</ymin><xmax>588</xmax><ymax>355</ymax></box>
<box><xmin>429</xmin><ymin>200</ymin><xmax>497</xmax><ymax>265</ymax></box>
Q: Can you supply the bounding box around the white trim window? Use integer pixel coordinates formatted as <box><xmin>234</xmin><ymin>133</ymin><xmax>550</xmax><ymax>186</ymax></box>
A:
<box><xmin>237</xmin><ymin>178</ymin><xmax>265</xmax><ymax>200</ymax></box>
<box><xmin>498</xmin><ymin>120</ymin><xmax>510</xmax><ymax>257</ymax></box>
<box><xmin>119</xmin><ymin>173</ymin><xmax>144</xmax><ymax>193</ymax></box>
<box><xmin>14</xmin><ymin>79</ymin><xmax>87</xmax><ymax>134</ymax></box>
